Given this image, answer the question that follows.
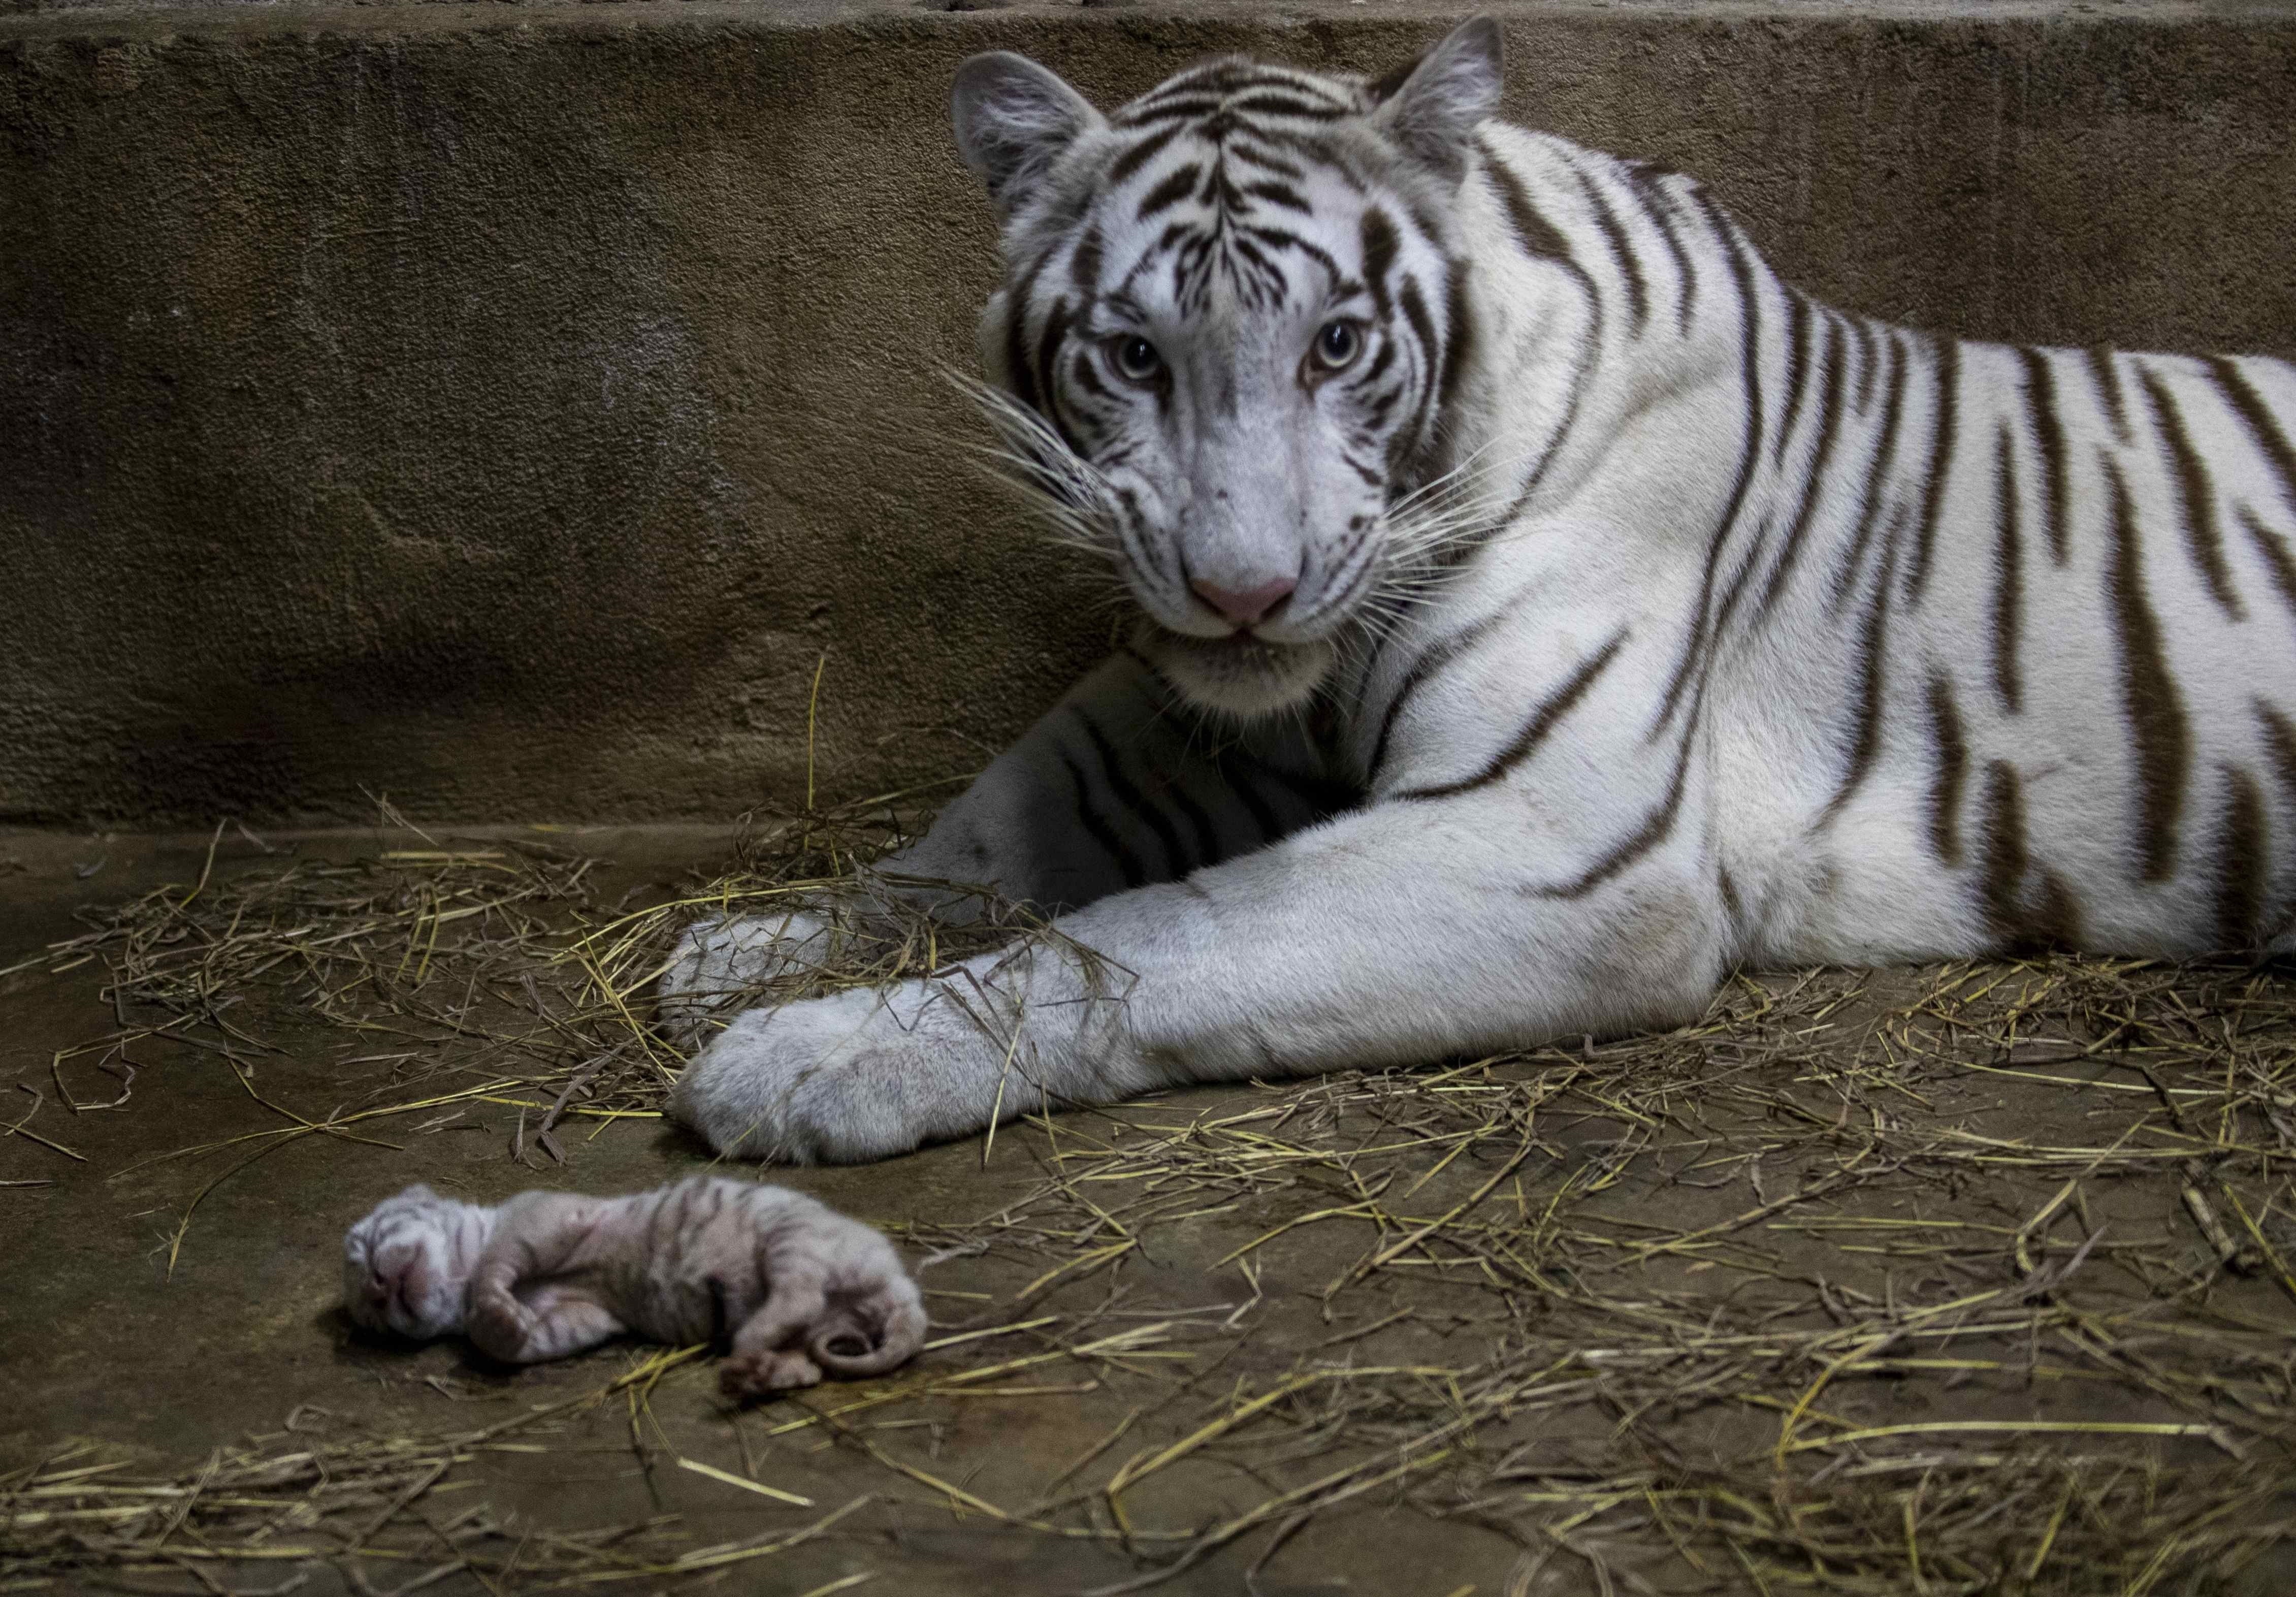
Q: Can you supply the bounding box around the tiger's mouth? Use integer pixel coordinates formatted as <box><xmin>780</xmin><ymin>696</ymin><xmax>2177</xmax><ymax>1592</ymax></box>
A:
<box><xmin>1135</xmin><ymin>621</ymin><xmax>1337</xmax><ymax>718</ymax></box>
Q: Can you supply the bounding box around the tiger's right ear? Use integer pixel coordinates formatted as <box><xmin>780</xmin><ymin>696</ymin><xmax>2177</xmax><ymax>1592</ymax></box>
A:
<box><xmin>951</xmin><ymin>52</ymin><xmax>1106</xmax><ymax>217</ymax></box>
<box><xmin>1367</xmin><ymin>16</ymin><xmax>1505</xmax><ymax>183</ymax></box>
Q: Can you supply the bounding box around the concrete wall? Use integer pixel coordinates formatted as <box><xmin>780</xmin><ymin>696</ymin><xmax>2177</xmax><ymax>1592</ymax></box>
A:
<box><xmin>3</xmin><ymin>0</ymin><xmax>2293</xmax><ymax>825</ymax></box>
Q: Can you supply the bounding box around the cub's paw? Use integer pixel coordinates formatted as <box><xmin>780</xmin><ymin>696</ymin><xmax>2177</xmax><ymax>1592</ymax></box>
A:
<box><xmin>657</xmin><ymin>910</ymin><xmax>835</xmax><ymax>1052</ymax></box>
<box><xmin>666</xmin><ymin>987</ymin><xmax>953</xmax><ymax>1165</ymax></box>
<box><xmin>719</xmin><ymin>1347</ymin><xmax>824</xmax><ymax>1399</ymax></box>
<box><xmin>465</xmin><ymin>1290</ymin><xmax>541</xmax><ymax>1364</ymax></box>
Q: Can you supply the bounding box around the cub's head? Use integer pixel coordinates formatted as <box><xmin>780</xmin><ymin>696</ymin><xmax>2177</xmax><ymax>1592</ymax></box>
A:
<box><xmin>342</xmin><ymin>1183</ymin><xmax>494</xmax><ymax>1342</ymax></box>
<box><xmin>952</xmin><ymin>19</ymin><xmax>1504</xmax><ymax>717</ymax></box>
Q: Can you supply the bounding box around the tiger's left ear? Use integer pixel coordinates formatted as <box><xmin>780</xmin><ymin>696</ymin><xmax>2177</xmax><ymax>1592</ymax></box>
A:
<box><xmin>951</xmin><ymin>52</ymin><xmax>1108</xmax><ymax>219</ymax></box>
<box><xmin>1367</xmin><ymin>16</ymin><xmax>1505</xmax><ymax>182</ymax></box>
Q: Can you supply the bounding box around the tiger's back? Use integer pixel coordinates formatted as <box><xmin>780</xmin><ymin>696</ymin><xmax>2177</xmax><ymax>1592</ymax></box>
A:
<box><xmin>1745</xmin><ymin>336</ymin><xmax>2296</xmax><ymax>966</ymax></box>
<box><xmin>1319</xmin><ymin>112</ymin><xmax>2296</xmax><ymax>971</ymax></box>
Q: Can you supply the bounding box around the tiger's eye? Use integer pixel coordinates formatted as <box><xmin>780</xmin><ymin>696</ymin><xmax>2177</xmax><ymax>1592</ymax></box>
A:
<box><xmin>1313</xmin><ymin>321</ymin><xmax>1362</xmax><ymax>370</ymax></box>
<box><xmin>1111</xmin><ymin>335</ymin><xmax>1163</xmax><ymax>382</ymax></box>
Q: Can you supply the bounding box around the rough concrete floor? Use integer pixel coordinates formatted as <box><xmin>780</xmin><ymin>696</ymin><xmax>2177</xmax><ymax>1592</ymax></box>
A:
<box><xmin>0</xmin><ymin>825</ymin><xmax>1533</xmax><ymax>1595</ymax></box>
<box><xmin>3</xmin><ymin>824</ymin><xmax>2293</xmax><ymax>1594</ymax></box>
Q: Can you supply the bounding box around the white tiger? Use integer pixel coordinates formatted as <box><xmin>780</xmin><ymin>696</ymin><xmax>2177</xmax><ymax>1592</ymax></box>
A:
<box><xmin>662</xmin><ymin>18</ymin><xmax>2296</xmax><ymax>1164</ymax></box>
<box><xmin>342</xmin><ymin>1177</ymin><xmax>926</xmax><ymax>1394</ymax></box>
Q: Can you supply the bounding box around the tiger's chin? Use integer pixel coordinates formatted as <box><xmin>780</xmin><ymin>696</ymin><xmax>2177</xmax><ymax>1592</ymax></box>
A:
<box><xmin>1137</xmin><ymin>624</ymin><xmax>1337</xmax><ymax>719</ymax></box>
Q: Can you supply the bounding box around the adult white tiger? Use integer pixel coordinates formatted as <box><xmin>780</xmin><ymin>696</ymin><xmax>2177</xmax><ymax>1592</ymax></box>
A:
<box><xmin>663</xmin><ymin>18</ymin><xmax>2296</xmax><ymax>1164</ymax></box>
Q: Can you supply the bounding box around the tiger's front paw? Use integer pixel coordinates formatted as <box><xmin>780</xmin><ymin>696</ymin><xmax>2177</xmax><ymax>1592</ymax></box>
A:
<box><xmin>666</xmin><ymin>987</ymin><xmax>969</xmax><ymax>1165</ymax></box>
<box><xmin>718</xmin><ymin>1347</ymin><xmax>823</xmax><ymax>1399</ymax></box>
<box><xmin>657</xmin><ymin>909</ymin><xmax>835</xmax><ymax>1052</ymax></box>
<box><xmin>466</xmin><ymin>1290</ymin><xmax>541</xmax><ymax>1364</ymax></box>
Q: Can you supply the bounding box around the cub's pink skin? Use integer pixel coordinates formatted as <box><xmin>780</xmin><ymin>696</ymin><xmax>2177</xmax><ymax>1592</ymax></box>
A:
<box><xmin>341</xmin><ymin>1176</ymin><xmax>927</xmax><ymax>1398</ymax></box>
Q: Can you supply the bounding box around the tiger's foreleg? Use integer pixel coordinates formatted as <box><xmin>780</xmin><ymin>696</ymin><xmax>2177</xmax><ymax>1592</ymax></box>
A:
<box><xmin>666</xmin><ymin>792</ymin><xmax>1725</xmax><ymax>1164</ymax></box>
<box><xmin>464</xmin><ymin>1194</ymin><xmax>627</xmax><ymax>1363</ymax></box>
<box><xmin>469</xmin><ymin>1289</ymin><xmax>627</xmax><ymax>1365</ymax></box>
<box><xmin>659</xmin><ymin>651</ymin><xmax>1344</xmax><ymax>1048</ymax></box>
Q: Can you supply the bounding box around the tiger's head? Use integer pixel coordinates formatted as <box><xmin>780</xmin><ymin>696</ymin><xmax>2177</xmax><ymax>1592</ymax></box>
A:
<box><xmin>952</xmin><ymin>19</ymin><xmax>1504</xmax><ymax>717</ymax></box>
<box><xmin>342</xmin><ymin>1183</ymin><xmax>494</xmax><ymax>1342</ymax></box>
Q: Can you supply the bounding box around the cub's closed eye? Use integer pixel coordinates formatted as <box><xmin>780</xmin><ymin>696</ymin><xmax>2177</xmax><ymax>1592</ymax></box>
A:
<box><xmin>1109</xmin><ymin>335</ymin><xmax>1163</xmax><ymax>384</ymax></box>
<box><xmin>1312</xmin><ymin>320</ymin><xmax>1364</xmax><ymax>371</ymax></box>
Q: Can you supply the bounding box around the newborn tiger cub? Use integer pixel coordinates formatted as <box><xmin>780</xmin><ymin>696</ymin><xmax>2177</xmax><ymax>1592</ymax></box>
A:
<box><xmin>342</xmin><ymin>1175</ymin><xmax>927</xmax><ymax>1397</ymax></box>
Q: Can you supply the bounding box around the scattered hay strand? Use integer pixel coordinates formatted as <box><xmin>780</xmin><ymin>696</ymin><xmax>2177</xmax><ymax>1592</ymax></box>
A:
<box><xmin>0</xmin><ymin>1356</ymin><xmax>870</xmax><ymax>1594</ymax></box>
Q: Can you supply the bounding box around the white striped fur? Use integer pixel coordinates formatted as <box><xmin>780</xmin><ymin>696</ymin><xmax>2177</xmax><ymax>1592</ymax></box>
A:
<box><xmin>662</xmin><ymin>19</ymin><xmax>2296</xmax><ymax>1164</ymax></box>
<box><xmin>342</xmin><ymin>1177</ymin><xmax>926</xmax><ymax>1395</ymax></box>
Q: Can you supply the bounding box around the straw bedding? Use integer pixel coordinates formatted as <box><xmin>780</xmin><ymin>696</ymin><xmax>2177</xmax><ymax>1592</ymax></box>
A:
<box><xmin>4</xmin><ymin>802</ymin><xmax>2292</xmax><ymax>1593</ymax></box>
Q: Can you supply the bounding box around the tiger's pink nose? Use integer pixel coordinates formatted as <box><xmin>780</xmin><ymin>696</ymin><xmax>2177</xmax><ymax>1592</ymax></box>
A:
<box><xmin>1190</xmin><ymin>577</ymin><xmax>1296</xmax><ymax>628</ymax></box>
